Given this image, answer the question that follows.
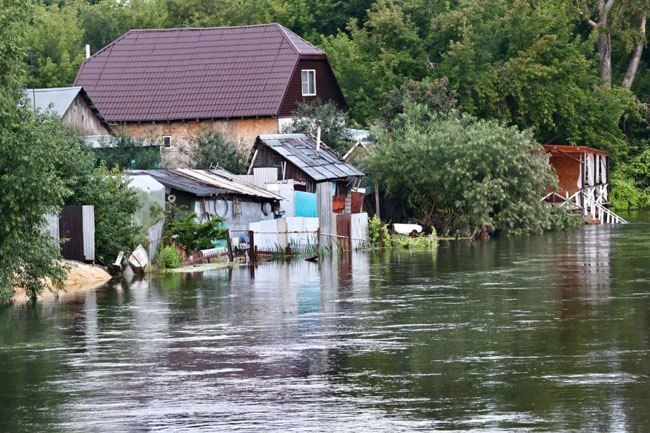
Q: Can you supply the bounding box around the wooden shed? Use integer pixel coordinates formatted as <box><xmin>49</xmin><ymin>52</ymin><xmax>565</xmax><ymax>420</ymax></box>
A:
<box><xmin>543</xmin><ymin>145</ymin><xmax>625</xmax><ymax>224</ymax></box>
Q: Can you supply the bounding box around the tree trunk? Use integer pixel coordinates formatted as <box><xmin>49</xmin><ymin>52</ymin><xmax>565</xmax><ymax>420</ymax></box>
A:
<box><xmin>622</xmin><ymin>16</ymin><xmax>646</xmax><ymax>89</ymax></box>
<box><xmin>597</xmin><ymin>28</ymin><xmax>613</xmax><ymax>87</ymax></box>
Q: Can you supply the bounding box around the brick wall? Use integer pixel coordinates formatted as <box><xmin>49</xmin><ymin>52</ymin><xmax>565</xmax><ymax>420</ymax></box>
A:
<box><xmin>116</xmin><ymin>118</ymin><xmax>279</xmax><ymax>168</ymax></box>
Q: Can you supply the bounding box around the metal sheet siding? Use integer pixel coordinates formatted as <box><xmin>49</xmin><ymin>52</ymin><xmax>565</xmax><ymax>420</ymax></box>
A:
<box><xmin>59</xmin><ymin>206</ymin><xmax>85</xmax><ymax>262</ymax></box>
<box><xmin>82</xmin><ymin>205</ymin><xmax>95</xmax><ymax>262</ymax></box>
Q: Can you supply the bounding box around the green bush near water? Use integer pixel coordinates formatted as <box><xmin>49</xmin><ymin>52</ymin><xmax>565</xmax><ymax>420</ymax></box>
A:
<box><xmin>156</xmin><ymin>245</ymin><xmax>183</xmax><ymax>270</ymax></box>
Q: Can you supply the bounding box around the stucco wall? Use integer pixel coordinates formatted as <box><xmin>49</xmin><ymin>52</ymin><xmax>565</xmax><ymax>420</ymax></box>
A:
<box><xmin>116</xmin><ymin>118</ymin><xmax>280</xmax><ymax>168</ymax></box>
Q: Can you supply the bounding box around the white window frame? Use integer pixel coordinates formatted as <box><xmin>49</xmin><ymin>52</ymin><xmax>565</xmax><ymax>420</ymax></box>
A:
<box><xmin>162</xmin><ymin>135</ymin><xmax>173</xmax><ymax>148</ymax></box>
<box><xmin>301</xmin><ymin>69</ymin><xmax>316</xmax><ymax>96</ymax></box>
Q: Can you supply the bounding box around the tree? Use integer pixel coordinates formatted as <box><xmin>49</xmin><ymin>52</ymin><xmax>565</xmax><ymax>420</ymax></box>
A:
<box><xmin>0</xmin><ymin>0</ymin><xmax>68</xmax><ymax>301</ymax></box>
<box><xmin>287</xmin><ymin>100</ymin><xmax>350</xmax><ymax>155</ymax></box>
<box><xmin>365</xmin><ymin>104</ymin><xmax>557</xmax><ymax>237</ymax></box>
<box><xmin>189</xmin><ymin>131</ymin><xmax>247</xmax><ymax>173</ymax></box>
<box><xmin>575</xmin><ymin>0</ymin><xmax>648</xmax><ymax>88</ymax></box>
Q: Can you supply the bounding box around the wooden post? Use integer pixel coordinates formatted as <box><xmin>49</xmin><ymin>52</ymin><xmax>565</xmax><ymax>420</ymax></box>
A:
<box><xmin>226</xmin><ymin>229</ymin><xmax>234</xmax><ymax>262</ymax></box>
<box><xmin>248</xmin><ymin>230</ymin><xmax>255</xmax><ymax>263</ymax></box>
<box><xmin>374</xmin><ymin>181</ymin><xmax>381</xmax><ymax>220</ymax></box>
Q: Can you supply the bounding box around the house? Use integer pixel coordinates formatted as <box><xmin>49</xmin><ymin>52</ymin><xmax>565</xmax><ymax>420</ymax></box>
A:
<box><xmin>24</xmin><ymin>86</ymin><xmax>112</xmax><ymax>138</ymax></box>
<box><xmin>75</xmin><ymin>24</ymin><xmax>348</xmax><ymax>168</ymax></box>
<box><xmin>249</xmin><ymin>134</ymin><xmax>364</xmax><ymax>214</ymax></box>
<box><xmin>127</xmin><ymin>169</ymin><xmax>283</xmax><ymax>238</ymax></box>
<box><xmin>543</xmin><ymin>145</ymin><xmax>626</xmax><ymax>224</ymax></box>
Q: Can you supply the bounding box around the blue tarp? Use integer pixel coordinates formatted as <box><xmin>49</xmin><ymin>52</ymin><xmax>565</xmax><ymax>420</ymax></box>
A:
<box><xmin>294</xmin><ymin>191</ymin><xmax>317</xmax><ymax>217</ymax></box>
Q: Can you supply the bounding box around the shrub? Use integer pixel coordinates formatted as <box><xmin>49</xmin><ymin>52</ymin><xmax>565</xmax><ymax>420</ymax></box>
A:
<box><xmin>390</xmin><ymin>233</ymin><xmax>438</xmax><ymax>249</ymax></box>
<box><xmin>164</xmin><ymin>206</ymin><xmax>227</xmax><ymax>252</ymax></box>
<box><xmin>548</xmin><ymin>207</ymin><xmax>586</xmax><ymax>231</ymax></box>
<box><xmin>156</xmin><ymin>245</ymin><xmax>183</xmax><ymax>270</ymax></box>
<box><xmin>368</xmin><ymin>215</ymin><xmax>390</xmax><ymax>246</ymax></box>
<box><xmin>365</xmin><ymin>105</ymin><xmax>556</xmax><ymax>237</ymax></box>
<box><xmin>189</xmin><ymin>131</ymin><xmax>247</xmax><ymax>173</ymax></box>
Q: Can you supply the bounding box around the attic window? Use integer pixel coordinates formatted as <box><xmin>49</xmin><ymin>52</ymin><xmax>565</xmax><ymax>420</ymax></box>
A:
<box><xmin>162</xmin><ymin>136</ymin><xmax>173</xmax><ymax>148</ymax></box>
<box><xmin>301</xmin><ymin>69</ymin><xmax>316</xmax><ymax>96</ymax></box>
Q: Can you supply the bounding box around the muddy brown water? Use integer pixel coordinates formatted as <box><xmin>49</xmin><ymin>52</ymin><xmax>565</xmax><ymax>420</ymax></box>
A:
<box><xmin>1</xmin><ymin>214</ymin><xmax>648</xmax><ymax>432</ymax></box>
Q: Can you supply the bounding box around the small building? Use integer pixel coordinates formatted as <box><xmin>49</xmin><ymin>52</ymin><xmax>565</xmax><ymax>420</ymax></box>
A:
<box><xmin>75</xmin><ymin>24</ymin><xmax>348</xmax><ymax>168</ymax></box>
<box><xmin>24</xmin><ymin>86</ymin><xmax>111</xmax><ymax>137</ymax></box>
<box><xmin>127</xmin><ymin>169</ymin><xmax>283</xmax><ymax>238</ymax></box>
<box><xmin>543</xmin><ymin>145</ymin><xmax>625</xmax><ymax>224</ymax></box>
<box><xmin>249</xmin><ymin>134</ymin><xmax>365</xmax><ymax>214</ymax></box>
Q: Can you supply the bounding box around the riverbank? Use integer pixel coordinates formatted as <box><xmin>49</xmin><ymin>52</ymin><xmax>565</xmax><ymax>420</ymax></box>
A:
<box><xmin>11</xmin><ymin>260</ymin><xmax>111</xmax><ymax>304</ymax></box>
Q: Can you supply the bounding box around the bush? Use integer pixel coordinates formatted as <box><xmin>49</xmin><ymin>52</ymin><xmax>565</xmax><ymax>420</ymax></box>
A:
<box><xmin>548</xmin><ymin>207</ymin><xmax>586</xmax><ymax>231</ymax></box>
<box><xmin>368</xmin><ymin>215</ymin><xmax>390</xmax><ymax>246</ymax></box>
<box><xmin>164</xmin><ymin>206</ymin><xmax>227</xmax><ymax>252</ymax></box>
<box><xmin>390</xmin><ymin>234</ymin><xmax>438</xmax><ymax>249</ymax></box>
<box><xmin>68</xmin><ymin>166</ymin><xmax>141</xmax><ymax>265</ymax></box>
<box><xmin>156</xmin><ymin>245</ymin><xmax>183</xmax><ymax>270</ymax></box>
<box><xmin>365</xmin><ymin>105</ymin><xmax>556</xmax><ymax>237</ymax></box>
<box><xmin>610</xmin><ymin>170</ymin><xmax>650</xmax><ymax>210</ymax></box>
<box><xmin>189</xmin><ymin>131</ymin><xmax>247</xmax><ymax>173</ymax></box>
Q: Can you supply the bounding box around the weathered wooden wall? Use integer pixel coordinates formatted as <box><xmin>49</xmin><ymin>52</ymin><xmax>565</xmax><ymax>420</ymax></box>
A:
<box><xmin>117</xmin><ymin>117</ymin><xmax>280</xmax><ymax>168</ymax></box>
<box><xmin>62</xmin><ymin>94</ymin><xmax>110</xmax><ymax>136</ymax></box>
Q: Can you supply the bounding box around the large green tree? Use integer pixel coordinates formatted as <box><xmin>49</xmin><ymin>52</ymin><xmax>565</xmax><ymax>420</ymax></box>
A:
<box><xmin>365</xmin><ymin>104</ymin><xmax>558</xmax><ymax>236</ymax></box>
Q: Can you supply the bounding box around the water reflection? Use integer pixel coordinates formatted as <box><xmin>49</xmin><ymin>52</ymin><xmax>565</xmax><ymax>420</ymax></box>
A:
<box><xmin>0</xmin><ymin>219</ymin><xmax>649</xmax><ymax>432</ymax></box>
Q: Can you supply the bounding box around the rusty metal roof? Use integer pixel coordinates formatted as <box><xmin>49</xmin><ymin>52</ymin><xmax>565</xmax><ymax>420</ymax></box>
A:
<box><xmin>127</xmin><ymin>169</ymin><xmax>282</xmax><ymax>200</ymax></box>
<box><xmin>74</xmin><ymin>24</ymin><xmax>325</xmax><ymax>122</ymax></box>
<box><xmin>543</xmin><ymin>145</ymin><xmax>608</xmax><ymax>156</ymax></box>
<box><xmin>254</xmin><ymin>134</ymin><xmax>364</xmax><ymax>182</ymax></box>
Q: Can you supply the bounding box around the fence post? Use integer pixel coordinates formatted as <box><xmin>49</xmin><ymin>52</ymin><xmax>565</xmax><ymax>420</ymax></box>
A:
<box><xmin>248</xmin><ymin>230</ymin><xmax>256</xmax><ymax>263</ymax></box>
<box><xmin>226</xmin><ymin>229</ymin><xmax>234</xmax><ymax>262</ymax></box>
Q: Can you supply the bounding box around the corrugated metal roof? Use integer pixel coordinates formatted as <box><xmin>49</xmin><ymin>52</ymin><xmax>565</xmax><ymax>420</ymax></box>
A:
<box><xmin>75</xmin><ymin>24</ymin><xmax>325</xmax><ymax>122</ymax></box>
<box><xmin>255</xmin><ymin>134</ymin><xmax>364</xmax><ymax>182</ymax></box>
<box><xmin>127</xmin><ymin>169</ymin><xmax>282</xmax><ymax>200</ymax></box>
<box><xmin>24</xmin><ymin>87</ymin><xmax>83</xmax><ymax>118</ymax></box>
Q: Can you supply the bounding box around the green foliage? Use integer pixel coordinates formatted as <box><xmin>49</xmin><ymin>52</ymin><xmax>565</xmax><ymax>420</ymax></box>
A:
<box><xmin>94</xmin><ymin>135</ymin><xmax>162</xmax><ymax>169</ymax></box>
<box><xmin>548</xmin><ymin>207</ymin><xmax>586</xmax><ymax>231</ymax></box>
<box><xmin>165</xmin><ymin>206</ymin><xmax>227</xmax><ymax>252</ymax></box>
<box><xmin>288</xmin><ymin>100</ymin><xmax>351</xmax><ymax>155</ymax></box>
<box><xmin>382</xmin><ymin>78</ymin><xmax>458</xmax><ymax>123</ymax></box>
<box><xmin>26</xmin><ymin>3</ymin><xmax>85</xmax><ymax>88</ymax></box>
<box><xmin>0</xmin><ymin>0</ymin><xmax>67</xmax><ymax>301</ymax></box>
<box><xmin>368</xmin><ymin>215</ymin><xmax>390</xmax><ymax>246</ymax></box>
<box><xmin>610</xmin><ymin>170</ymin><xmax>650</xmax><ymax>211</ymax></box>
<box><xmin>189</xmin><ymin>131</ymin><xmax>247</xmax><ymax>173</ymax></box>
<box><xmin>156</xmin><ymin>245</ymin><xmax>183</xmax><ymax>270</ymax></box>
<box><xmin>67</xmin><ymin>166</ymin><xmax>140</xmax><ymax>265</ymax></box>
<box><xmin>390</xmin><ymin>234</ymin><xmax>438</xmax><ymax>250</ymax></box>
<box><xmin>365</xmin><ymin>105</ymin><xmax>556</xmax><ymax>237</ymax></box>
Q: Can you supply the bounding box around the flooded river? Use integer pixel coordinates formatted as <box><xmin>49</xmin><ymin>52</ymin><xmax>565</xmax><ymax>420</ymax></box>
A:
<box><xmin>1</xmin><ymin>215</ymin><xmax>649</xmax><ymax>432</ymax></box>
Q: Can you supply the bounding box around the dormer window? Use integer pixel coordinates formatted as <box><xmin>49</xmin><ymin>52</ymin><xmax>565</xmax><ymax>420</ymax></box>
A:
<box><xmin>301</xmin><ymin>69</ymin><xmax>316</xmax><ymax>96</ymax></box>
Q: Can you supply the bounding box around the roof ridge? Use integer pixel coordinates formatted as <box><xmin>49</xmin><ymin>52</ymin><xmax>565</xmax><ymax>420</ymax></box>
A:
<box><xmin>26</xmin><ymin>86</ymin><xmax>82</xmax><ymax>92</ymax></box>
<box><xmin>125</xmin><ymin>23</ymin><xmax>283</xmax><ymax>33</ymax></box>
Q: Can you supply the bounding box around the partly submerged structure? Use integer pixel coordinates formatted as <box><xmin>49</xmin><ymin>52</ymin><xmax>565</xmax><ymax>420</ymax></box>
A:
<box><xmin>543</xmin><ymin>145</ymin><xmax>626</xmax><ymax>224</ymax></box>
<box><xmin>249</xmin><ymin>133</ymin><xmax>364</xmax><ymax>214</ymax></box>
<box><xmin>127</xmin><ymin>169</ymin><xmax>282</xmax><ymax>237</ymax></box>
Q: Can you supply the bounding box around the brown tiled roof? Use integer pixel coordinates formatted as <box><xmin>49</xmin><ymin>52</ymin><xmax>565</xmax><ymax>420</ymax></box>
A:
<box><xmin>74</xmin><ymin>24</ymin><xmax>325</xmax><ymax>122</ymax></box>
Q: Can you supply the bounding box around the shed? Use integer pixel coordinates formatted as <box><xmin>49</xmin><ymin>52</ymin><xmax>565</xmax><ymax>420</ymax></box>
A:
<box><xmin>543</xmin><ymin>145</ymin><xmax>609</xmax><ymax>203</ymax></box>
<box><xmin>127</xmin><ymin>169</ymin><xmax>282</xmax><ymax>238</ymax></box>
<box><xmin>24</xmin><ymin>87</ymin><xmax>111</xmax><ymax>136</ymax></box>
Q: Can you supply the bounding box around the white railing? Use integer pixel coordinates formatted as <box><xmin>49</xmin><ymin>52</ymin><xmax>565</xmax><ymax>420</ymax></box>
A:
<box><xmin>542</xmin><ymin>187</ymin><xmax>627</xmax><ymax>224</ymax></box>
